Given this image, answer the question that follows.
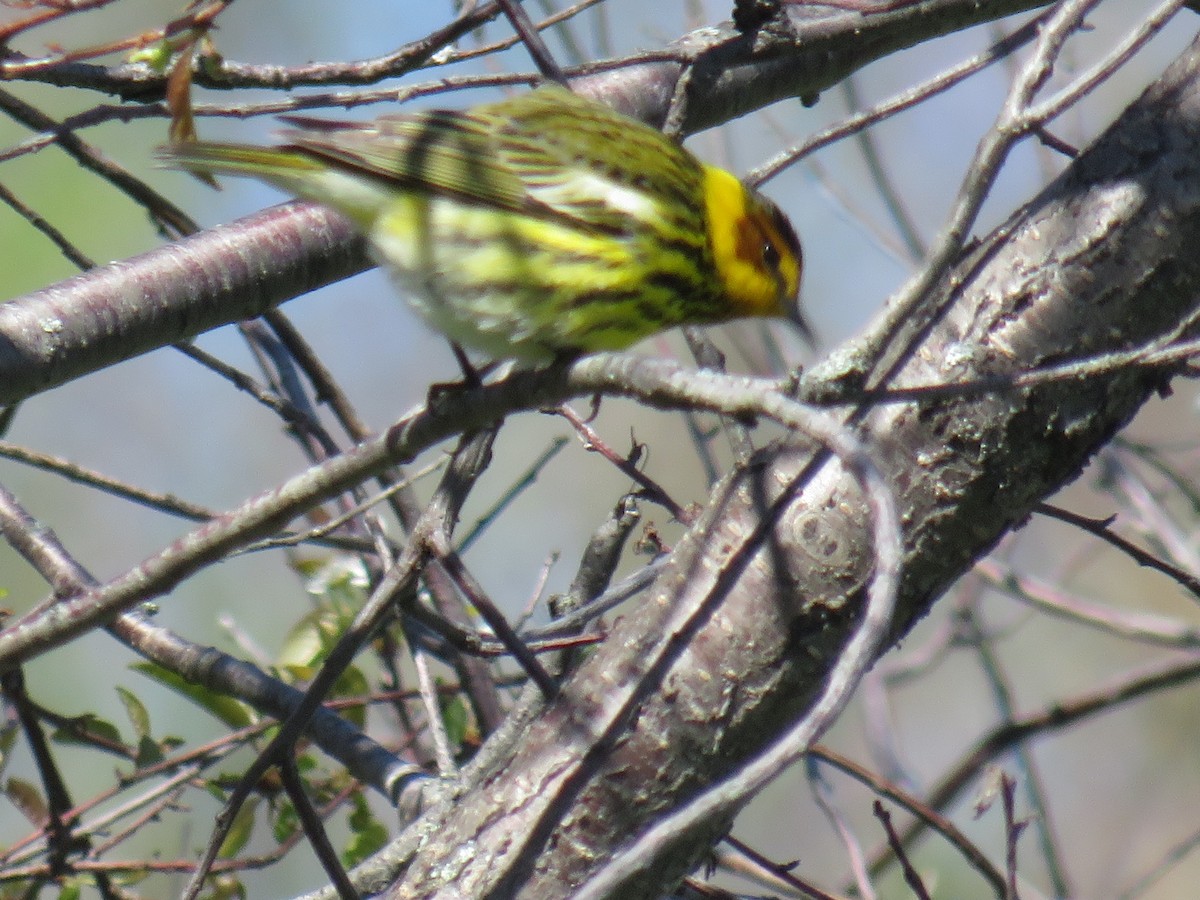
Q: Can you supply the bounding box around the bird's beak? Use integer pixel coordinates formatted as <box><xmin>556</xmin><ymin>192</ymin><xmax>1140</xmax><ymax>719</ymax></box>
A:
<box><xmin>788</xmin><ymin>303</ymin><xmax>817</xmax><ymax>349</ymax></box>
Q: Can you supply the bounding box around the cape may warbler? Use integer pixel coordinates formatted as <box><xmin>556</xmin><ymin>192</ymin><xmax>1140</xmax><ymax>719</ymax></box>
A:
<box><xmin>161</xmin><ymin>85</ymin><xmax>809</xmax><ymax>361</ymax></box>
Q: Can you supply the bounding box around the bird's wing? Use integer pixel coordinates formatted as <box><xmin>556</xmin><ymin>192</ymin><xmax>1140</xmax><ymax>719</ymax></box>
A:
<box><xmin>488</xmin><ymin>86</ymin><xmax>701</xmax><ymax>234</ymax></box>
<box><xmin>278</xmin><ymin>87</ymin><xmax>699</xmax><ymax>234</ymax></box>
<box><xmin>277</xmin><ymin>106</ymin><xmax>534</xmax><ymax>214</ymax></box>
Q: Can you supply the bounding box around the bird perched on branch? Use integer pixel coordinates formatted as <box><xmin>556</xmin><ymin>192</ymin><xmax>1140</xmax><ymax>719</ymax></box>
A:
<box><xmin>160</xmin><ymin>84</ymin><xmax>810</xmax><ymax>362</ymax></box>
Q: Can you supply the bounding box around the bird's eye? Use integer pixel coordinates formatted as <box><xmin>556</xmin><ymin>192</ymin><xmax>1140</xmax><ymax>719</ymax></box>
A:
<box><xmin>762</xmin><ymin>240</ymin><xmax>781</xmax><ymax>271</ymax></box>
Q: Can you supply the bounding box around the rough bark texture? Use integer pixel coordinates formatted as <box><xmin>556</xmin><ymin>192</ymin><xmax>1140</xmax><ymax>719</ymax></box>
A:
<box><xmin>378</xmin><ymin>37</ymin><xmax>1200</xmax><ymax>900</ymax></box>
<box><xmin>0</xmin><ymin>202</ymin><xmax>367</xmax><ymax>404</ymax></box>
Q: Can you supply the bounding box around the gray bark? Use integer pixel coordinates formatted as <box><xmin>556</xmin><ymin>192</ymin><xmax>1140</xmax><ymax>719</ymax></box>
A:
<box><xmin>375</xmin><ymin>33</ymin><xmax>1200</xmax><ymax>900</ymax></box>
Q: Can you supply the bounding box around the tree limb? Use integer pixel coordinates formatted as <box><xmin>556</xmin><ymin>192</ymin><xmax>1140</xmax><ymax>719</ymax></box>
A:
<box><xmin>358</xmin><ymin>31</ymin><xmax>1200</xmax><ymax>900</ymax></box>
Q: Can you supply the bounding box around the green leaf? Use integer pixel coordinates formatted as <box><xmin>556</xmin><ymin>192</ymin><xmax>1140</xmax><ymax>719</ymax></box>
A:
<box><xmin>277</xmin><ymin>557</ymin><xmax>370</xmax><ymax>671</ymax></box>
<box><xmin>295</xmin><ymin>752</ymin><xmax>318</xmax><ymax>776</ymax></box>
<box><xmin>51</xmin><ymin>714</ymin><xmax>124</xmax><ymax>749</ymax></box>
<box><xmin>0</xmin><ymin>718</ymin><xmax>17</xmax><ymax>775</ymax></box>
<box><xmin>111</xmin><ymin>866</ymin><xmax>150</xmax><ymax>887</ymax></box>
<box><xmin>127</xmin><ymin>41</ymin><xmax>176</xmax><ymax>72</ymax></box>
<box><xmin>440</xmin><ymin>691</ymin><xmax>469</xmax><ymax>749</ymax></box>
<box><xmin>272</xmin><ymin>799</ymin><xmax>299</xmax><ymax>844</ymax></box>
<box><xmin>218</xmin><ymin>797</ymin><xmax>258</xmax><ymax>859</ymax></box>
<box><xmin>331</xmin><ymin>665</ymin><xmax>369</xmax><ymax>729</ymax></box>
<box><xmin>132</xmin><ymin>662</ymin><xmax>254</xmax><ymax>729</ymax></box>
<box><xmin>343</xmin><ymin>791</ymin><xmax>388</xmax><ymax>867</ymax></box>
<box><xmin>116</xmin><ymin>686</ymin><xmax>151</xmax><ymax>742</ymax></box>
<box><xmin>277</xmin><ymin>616</ymin><xmax>327</xmax><ymax>673</ymax></box>
<box><xmin>201</xmin><ymin>873</ymin><xmax>247</xmax><ymax>900</ymax></box>
<box><xmin>302</xmin><ymin>556</ymin><xmax>369</xmax><ymax>609</ymax></box>
<box><xmin>135</xmin><ymin>735</ymin><xmax>165</xmax><ymax>769</ymax></box>
<box><xmin>5</xmin><ymin>777</ymin><xmax>47</xmax><ymax>826</ymax></box>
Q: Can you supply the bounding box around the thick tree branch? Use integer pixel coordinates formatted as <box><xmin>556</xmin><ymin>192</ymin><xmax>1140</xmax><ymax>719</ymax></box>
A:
<box><xmin>0</xmin><ymin>202</ymin><xmax>365</xmax><ymax>405</ymax></box>
<box><xmin>353</xmin><ymin>34</ymin><xmax>1200</xmax><ymax>900</ymax></box>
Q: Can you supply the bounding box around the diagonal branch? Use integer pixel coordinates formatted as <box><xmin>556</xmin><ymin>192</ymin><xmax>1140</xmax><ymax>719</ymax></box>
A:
<box><xmin>348</xmin><ymin>31</ymin><xmax>1200</xmax><ymax>900</ymax></box>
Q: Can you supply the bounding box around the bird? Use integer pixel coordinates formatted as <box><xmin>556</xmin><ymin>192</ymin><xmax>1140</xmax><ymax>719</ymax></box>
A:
<box><xmin>159</xmin><ymin>84</ymin><xmax>810</xmax><ymax>363</ymax></box>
